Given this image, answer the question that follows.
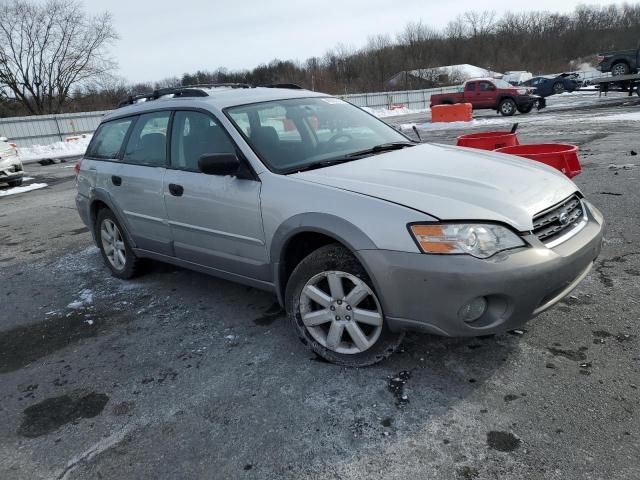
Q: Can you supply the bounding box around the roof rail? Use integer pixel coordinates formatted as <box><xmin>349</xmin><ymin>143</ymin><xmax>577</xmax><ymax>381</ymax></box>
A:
<box><xmin>259</xmin><ymin>83</ymin><xmax>304</xmax><ymax>89</ymax></box>
<box><xmin>116</xmin><ymin>83</ymin><xmax>253</xmax><ymax>108</ymax></box>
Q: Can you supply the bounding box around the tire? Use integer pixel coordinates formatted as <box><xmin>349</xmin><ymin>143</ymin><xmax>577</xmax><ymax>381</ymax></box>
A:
<box><xmin>440</xmin><ymin>99</ymin><xmax>454</xmax><ymax>105</ymax></box>
<box><xmin>517</xmin><ymin>104</ymin><xmax>533</xmax><ymax>114</ymax></box>
<box><xmin>611</xmin><ymin>62</ymin><xmax>630</xmax><ymax>76</ymax></box>
<box><xmin>285</xmin><ymin>244</ymin><xmax>404</xmax><ymax>367</ymax></box>
<box><xmin>552</xmin><ymin>82</ymin><xmax>565</xmax><ymax>94</ymax></box>
<box><xmin>499</xmin><ymin>98</ymin><xmax>517</xmax><ymax>116</ymax></box>
<box><xmin>95</xmin><ymin>208</ymin><xmax>142</xmax><ymax>279</ymax></box>
<box><xmin>7</xmin><ymin>178</ymin><xmax>23</xmax><ymax>187</ymax></box>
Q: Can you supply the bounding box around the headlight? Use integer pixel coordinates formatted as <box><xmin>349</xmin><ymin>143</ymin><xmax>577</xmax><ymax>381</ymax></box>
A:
<box><xmin>409</xmin><ymin>223</ymin><xmax>525</xmax><ymax>259</ymax></box>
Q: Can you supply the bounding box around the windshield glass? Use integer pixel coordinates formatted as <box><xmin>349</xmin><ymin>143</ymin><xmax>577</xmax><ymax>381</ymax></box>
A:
<box><xmin>491</xmin><ymin>79</ymin><xmax>514</xmax><ymax>89</ymax></box>
<box><xmin>225</xmin><ymin>97</ymin><xmax>410</xmax><ymax>173</ymax></box>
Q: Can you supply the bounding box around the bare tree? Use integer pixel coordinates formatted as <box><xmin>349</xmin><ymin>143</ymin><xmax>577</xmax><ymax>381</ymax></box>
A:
<box><xmin>0</xmin><ymin>0</ymin><xmax>117</xmax><ymax>114</ymax></box>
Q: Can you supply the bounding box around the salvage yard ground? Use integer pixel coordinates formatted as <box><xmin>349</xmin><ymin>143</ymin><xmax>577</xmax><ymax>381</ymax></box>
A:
<box><xmin>0</xmin><ymin>94</ymin><xmax>639</xmax><ymax>480</ymax></box>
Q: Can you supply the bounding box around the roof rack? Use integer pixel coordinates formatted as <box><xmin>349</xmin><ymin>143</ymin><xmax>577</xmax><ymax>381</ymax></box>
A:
<box><xmin>117</xmin><ymin>83</ymin><xmax>252</xmax><ymax>108</ymax></box>
<box><xmin>117</xmin><ymin>82</ymin><xmax>304</xmax><ymax>108</ymax></box>
<box><xmin>259</xmin><ymin>83</ymin><xmax>303</xmax><ymax>89</ymax></box>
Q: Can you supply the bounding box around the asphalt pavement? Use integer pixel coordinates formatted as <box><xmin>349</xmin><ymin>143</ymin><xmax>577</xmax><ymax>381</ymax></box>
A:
<box><xmin>0</xmin><ymin>97</ymin><xmax>639</xmax><ymax>480</ymax></box>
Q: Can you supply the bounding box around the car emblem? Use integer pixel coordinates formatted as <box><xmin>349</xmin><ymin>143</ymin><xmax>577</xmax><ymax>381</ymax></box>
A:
<box><xmin>559</xmin><ymin>212</ymin><xmax>569</xmax><ymax>225</ymax></box>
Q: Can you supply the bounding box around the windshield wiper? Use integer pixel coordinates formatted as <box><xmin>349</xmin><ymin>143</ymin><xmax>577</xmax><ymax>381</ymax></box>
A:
<box><xmin>285</xmin><ymin>142</ymin><xmax>417</xmax><ymax>174</ymax></box>
<box><xmin>345</xmin><ymin>142</ymin><xmax>416</xmax><ymax>158</ymax></box>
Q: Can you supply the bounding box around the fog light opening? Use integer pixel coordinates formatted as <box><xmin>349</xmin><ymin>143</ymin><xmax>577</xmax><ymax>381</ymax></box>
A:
<box><xmin>459</xmin><ymin>297</ymin><xmax>488</xmax><ymax>323</ymax></box>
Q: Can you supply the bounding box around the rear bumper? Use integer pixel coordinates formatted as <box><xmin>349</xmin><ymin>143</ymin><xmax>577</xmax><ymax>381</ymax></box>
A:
<box><xmin>358</xmin><ymin>202</ymin><xmax>604</xmax><ymax>337</ymax></box>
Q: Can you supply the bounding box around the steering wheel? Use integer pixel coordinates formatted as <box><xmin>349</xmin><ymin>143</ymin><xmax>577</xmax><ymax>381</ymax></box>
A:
<box><xmin>326</xmin><ymin>133</ymin><xmax>353</xmax><ymax>145</ymax></box>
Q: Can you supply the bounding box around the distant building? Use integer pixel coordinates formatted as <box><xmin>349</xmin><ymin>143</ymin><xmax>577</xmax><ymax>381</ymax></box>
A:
<box><xmin>387</xmin><ymin>64</ymin><xmax>502</xmax><ymax>89</ymax></box>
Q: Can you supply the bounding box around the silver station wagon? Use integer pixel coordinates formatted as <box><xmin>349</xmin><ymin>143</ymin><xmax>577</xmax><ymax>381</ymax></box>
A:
<box><xmin>76</xmin><ymin>84</ymin><xmax>604</xmax><ymax>366</ymax></box>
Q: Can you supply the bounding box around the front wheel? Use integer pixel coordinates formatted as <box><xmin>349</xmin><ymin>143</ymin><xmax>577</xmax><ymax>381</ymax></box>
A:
<box><xmin>611</xmin><ymin>62</ymin><xmax>630</xmax><ymax>76</ymax></box>
<box><xmin>285</xmin><ymin>244</ymin><xmax>404</xmax><ymax>366</ymax></box>
<box><xmin>499</xmin><ymin>98</ymin><xmax>517</xmax><ymax>116</ymax></box>
<box><xmin>517</xmin><ymin>104</ymin><xmax>533</xmax><ymax>114</ymax></box>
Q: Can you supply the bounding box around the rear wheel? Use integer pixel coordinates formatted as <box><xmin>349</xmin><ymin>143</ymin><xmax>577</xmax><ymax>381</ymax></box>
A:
<box><xmin>552</xmin><ymin>82</ymin><xmax>565</xmax><ymax>94</ymax></box>
<box><xmin>285</xmin><ymin>244</ymin><xmax>404</xmax><ymax>367</ymax></box>
<box><xmin>499</xmin><ymin>98</ymin><xmax>517</xmax><ymax>116</ymax></box>
<box><xmin>95</xmin><ymin>208</ymin><xmax>142</xmax><ymax>279</ymax></box>
<box><xmin>440</xmin><ymin>99</ymin><xmax>454</xmax><ymax>105</ymax></box>
<box><xmin>612</xmin><ymin>62</ymin><xmax>630</xmax><ymax>76</ymax></box>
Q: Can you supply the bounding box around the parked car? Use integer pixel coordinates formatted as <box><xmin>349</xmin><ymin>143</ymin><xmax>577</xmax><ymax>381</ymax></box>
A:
<box><xmin>76</xmin><ymin>85</ymin><xmax>604</xmax><ymax>366</ymax></box>
<box><xmin>430</xmin><ymin>78</ymin><xmax>545</xmax><ymax>116</ymax></box>
<box><xmin>520</xmin><ymin>73</ymin><xmax>581</xmax><ymax>97</ymax></box>
<box><xmin>0</xmin><ymin>137</ymin><xmax>23</xmax><ymax>187</ymax></box>
<box><xmin>597</xmin><ymin>46</ymin><xmax>640</xmax><ymax>76</ymax></box>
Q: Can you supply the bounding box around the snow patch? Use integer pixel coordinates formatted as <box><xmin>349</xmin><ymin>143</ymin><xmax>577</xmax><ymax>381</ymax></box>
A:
<box><xmin>363</xmin><ymin>106</ymin><xmax>430</xmax><ymax>118</ymax></box>
<box><xmin>67</xmin><ymin>289</ymin><xmax>94</xmax><ymax>309</ymax></box>
<box><xmin>0</xmin><ymin>182</ymin><xmax>48</xmax><ymax>197</ymax></box>
<box><xmin>18</xmin><ymin>135</ymin><xmax>92</xmax><ymax>162</ymax></box>
<box><xmin>593</xmin><ymin>111</ymin><xmax>640</xmax><ymax>122</ymax></box>
<box><xmin>403</xmin><ymin>118</ymin><xmax>509</xmax><ymax>131</ymax></box>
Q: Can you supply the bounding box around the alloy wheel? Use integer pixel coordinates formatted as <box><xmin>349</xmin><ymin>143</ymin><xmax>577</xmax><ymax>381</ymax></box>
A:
<box><xmin>100</xmin><ymin>218</ymin><xmax>126</xmax><ymax>271</ymax></box>
<box><xmin>299</xmin><ymin>271</ymin><xmax>383</xmax><ymax>354</ymax></box>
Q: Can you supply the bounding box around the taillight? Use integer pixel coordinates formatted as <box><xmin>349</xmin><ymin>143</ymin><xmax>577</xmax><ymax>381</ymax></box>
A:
<box><xmin>9</xmin><ymin>143</ymin><xmax>17</xmax><ymax>148</ymax></box>
<box><xmin>74</xmin><ymin>159</ymin><xmax>82</xmax><ymax>177</ymax></box>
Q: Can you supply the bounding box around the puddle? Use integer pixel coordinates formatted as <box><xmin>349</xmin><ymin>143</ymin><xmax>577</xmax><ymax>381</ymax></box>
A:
<box><xmin>486</xmin><ymin>431</ymin><xmax>521</xmax><ymax>452</ymax></box>
<box><xmin>18</xmin><ymin>392</ymin><xmax>109</xmax><ymax>438</ymax></box>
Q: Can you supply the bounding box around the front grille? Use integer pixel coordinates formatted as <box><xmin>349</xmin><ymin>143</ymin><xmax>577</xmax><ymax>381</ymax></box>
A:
<box><xmin>533</xmin><ymin>194</ymin><xmax>585</xmax><ymax>244</ymax></box>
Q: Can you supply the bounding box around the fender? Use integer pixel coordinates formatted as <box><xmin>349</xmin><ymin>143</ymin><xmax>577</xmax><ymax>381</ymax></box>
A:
<box><xmin>88</xmin><ymin>187</ymin><xmax>138</xmax><ymax>249</ymax></box>
<box><xmin>270</xmin><ymin>213</ymin><xmax>378</xmax><ymax>305</ymax></box>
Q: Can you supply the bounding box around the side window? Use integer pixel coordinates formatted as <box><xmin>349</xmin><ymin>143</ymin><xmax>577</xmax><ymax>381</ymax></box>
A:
<box><xmin>479</xmin><ymin>81</ymin><xmax>494</xmax><ymax>91</ymax></box>
<box><xmin>86</xmin><ymin>119</ymin><xmax>133</xmax><ymax>159</ymax></box>
<box><xmin>123</xmin><ymin>111</ymin><xmax>170</xmax><ymax>166</ymax></box>
<box><xmin>170</xmin><ymin>111</ymin><xmax>236</xmax><ymax>171</ymax></box>
<box><xmin>466</xmin><ymin>82</ymin><xmax>476</xmax><ymax>92</ymax></box>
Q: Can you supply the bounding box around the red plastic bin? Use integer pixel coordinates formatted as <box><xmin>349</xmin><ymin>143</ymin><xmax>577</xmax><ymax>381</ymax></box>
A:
<box><xmin>495</xmin><ymin>144</ymin><xmax>582</xmax><ymax>179</ymax></box>
<box><xmin>456</xmin><ymin>131</ymin><xmax>520</xmax><ymax>150</ymax></box>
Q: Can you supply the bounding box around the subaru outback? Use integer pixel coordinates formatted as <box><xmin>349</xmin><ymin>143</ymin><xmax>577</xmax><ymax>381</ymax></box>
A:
<box><xmin>75</xmin><ymin>84</ymin><xmax>604</xmax><ymax>366</ymax></box>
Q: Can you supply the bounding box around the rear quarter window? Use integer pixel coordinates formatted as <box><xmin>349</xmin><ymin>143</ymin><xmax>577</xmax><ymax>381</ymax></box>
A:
<box><xmin>86</xmin><ymin>118</ymin><xmax>134</xmax><ymax>159</ymax></box>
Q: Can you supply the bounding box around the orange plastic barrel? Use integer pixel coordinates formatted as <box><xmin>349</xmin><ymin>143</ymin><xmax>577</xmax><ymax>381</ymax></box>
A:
<box><xmin>456</xmin><ymin>131</ymin><xmax>520</xmax><ymax>150</ymax></box>
<box><xmin>495</xmin><ymin>144</ymin><xmax>582</xmax><ymax>178</ymax></box>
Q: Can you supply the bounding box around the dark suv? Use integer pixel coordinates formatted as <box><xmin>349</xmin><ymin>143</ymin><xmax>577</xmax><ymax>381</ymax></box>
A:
<box><xmin>597</xmin><ymin>46</ymin><xmax>640</xmax><ymax>76</ymax></box>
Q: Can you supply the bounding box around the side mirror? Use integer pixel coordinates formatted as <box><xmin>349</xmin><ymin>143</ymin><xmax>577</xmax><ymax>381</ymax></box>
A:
<box><xmin>198</xmin><ymin>153</ymin><xmax>240</xmax><ymax>176</ymax></box>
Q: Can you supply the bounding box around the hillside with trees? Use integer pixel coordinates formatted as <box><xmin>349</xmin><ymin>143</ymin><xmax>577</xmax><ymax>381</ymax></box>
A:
<box><xmin>1</xmin><ymin>2</ymin><xmax>639</xmax><ymax>116</ymax></box>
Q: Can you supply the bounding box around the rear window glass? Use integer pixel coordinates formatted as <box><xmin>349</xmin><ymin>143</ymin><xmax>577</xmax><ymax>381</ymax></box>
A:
<box><xmin>86</xmin><ymin>119</ymin><xmax>133</xmax><ymax>159</ymax></box>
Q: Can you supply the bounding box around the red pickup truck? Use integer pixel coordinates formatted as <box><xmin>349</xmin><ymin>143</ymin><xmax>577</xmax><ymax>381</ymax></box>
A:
<box><xmin>430</xmin><ymin>78</ymin><xmax>545</xmax><ymax>116</ymax></box>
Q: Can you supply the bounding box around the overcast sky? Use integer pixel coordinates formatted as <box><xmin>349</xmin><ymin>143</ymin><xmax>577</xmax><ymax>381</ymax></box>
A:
<box><xmin>81</xmin><ymin>0</ymin><xmax>624</xmax><ymax>83</ymax></box>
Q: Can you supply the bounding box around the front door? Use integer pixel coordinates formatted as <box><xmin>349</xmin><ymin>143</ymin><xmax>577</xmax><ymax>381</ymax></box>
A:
<box><xmin>163</xmin><ymin>110</ymin><xmax>268</xmax><ymax>280</ymax></box>
<box><xmin>476</xmin><ymin>81</ymin><xmax>497</xmax><ymax>108</ymax></box>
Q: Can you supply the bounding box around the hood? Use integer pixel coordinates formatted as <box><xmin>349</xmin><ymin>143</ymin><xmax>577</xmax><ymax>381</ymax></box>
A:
<box><xmin>291</xmin><ymin>143</ymin><xmax>578</xmax><ymax>231</ymax></box>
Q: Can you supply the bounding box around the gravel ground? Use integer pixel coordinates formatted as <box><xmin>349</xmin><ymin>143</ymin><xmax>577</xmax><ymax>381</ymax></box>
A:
<box><xmin>0</xmin><ymin>95</ymin><xmax>639</xmax><ymax>480</ymax></box>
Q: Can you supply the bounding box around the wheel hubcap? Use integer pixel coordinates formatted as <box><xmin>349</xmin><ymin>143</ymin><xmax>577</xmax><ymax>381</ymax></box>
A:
<box><xmin>299</xmin><ymin>271</ymin><xmax>383</xmax><ymax>354</ymax></box>
<box><xmin>503</xmin><ymin>103</ymin><xmax>513</xmax><ymax>114</ymax></box>
<box><xmin>100</xmin><ymin>219</ymin><xmax>126</xmax><ymax>271</ymax></box>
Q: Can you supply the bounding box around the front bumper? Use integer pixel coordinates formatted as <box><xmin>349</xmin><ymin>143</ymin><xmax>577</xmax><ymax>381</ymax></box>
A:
<box><xmin>358</xmin><ymin>203</ymin><xmax>604</xmax><ymax>337</ymax></box>
<box><xmin>516</xmin><ymin>95</ymin><xmax>545</xmax><ymax>110</ymax></box>
<box><xmin>0</xmin><ymin>171</ymin><xmax>23</xmax><ymax>184</ymax></box>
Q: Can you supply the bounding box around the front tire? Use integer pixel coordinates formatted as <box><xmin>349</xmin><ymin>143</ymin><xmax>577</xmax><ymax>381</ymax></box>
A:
<box><xmin>285</xmin><ymin>244</ymin><xmax>404</xmax><ymax>367</ymax></box>
<box><xmin>499</xmin><ymin>98</ymin><xmax>517</xmax><ymax>116</ymax></box>
<box><xmin>95</xmin><ymin>208</ymin><xmax>142</xmax><ymax>279</ymax></box>
<box><xmin>611</xmin><ymin>62</ymin><xmax>630</xmax><ymax>76</ymax></box>
<box><xmin>517</xmin><ymin>104</ymin><xmax>533</xmax><ymax>114</ymax></box>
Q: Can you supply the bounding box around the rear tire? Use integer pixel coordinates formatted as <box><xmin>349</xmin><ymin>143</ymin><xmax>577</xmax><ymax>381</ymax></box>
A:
<box><xmin>499</xmin><ymin>98</ymin><xmax>517</xmax><ymax>116</ymax></box>
<box><xmin>95</xmin><ymin>208</ymin><xmax>142</xmax><ymax>279</ymax></box>
<box><xmin>440</xmin><ymin>99</ymin><xmax>454</xmax><ymax>105</ymax></box>
<box><xmin>285</xmin><ymin>244</ymin><xmax>404</xmax><ymax>367</ymax></box>
<box><xmin>611</xmin><ymin>62</ymin><xmax>630</xmax><ymax>76</ymax></box>
<box><xmin>7</xmin><ymin>178</ymin><xmax>23</xmax><ymax>187</ymax></box>
<box><xmin>552</xmin><ymin>82</ymin><xmax>565</xmax><ymax>94</ymax></box>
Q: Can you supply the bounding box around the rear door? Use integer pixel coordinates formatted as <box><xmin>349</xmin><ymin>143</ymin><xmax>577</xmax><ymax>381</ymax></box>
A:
<box><xmin>102</xmin><ymin>111</ymin><xmax>172</xmax><ymax>255</ymax></box>
<box><xmin>163</xmin><ymin>109</ymin><xmax>268</xmax><ymax>280</ymax></box>
<box><xmin>476</xmin><ymin>81</ymin><xmax>497</xmax><ymax>108</ymax></box>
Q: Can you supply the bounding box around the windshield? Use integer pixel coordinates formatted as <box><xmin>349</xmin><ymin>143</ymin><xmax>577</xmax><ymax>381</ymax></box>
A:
<box><xmin>491</xmin><ymin>79</ymin><xmax>515</xmax><ymax>89</ymax></box>
<box><xmin>225</xmin><ymin>97</ymin><xmax>411</xmax><ymax>173</ymax></box>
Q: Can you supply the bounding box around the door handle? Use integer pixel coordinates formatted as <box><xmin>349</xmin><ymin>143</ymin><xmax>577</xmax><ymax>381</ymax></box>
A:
<box><xmin>111</xmin><ymin>175</ymin><xmax>122</xmax><ymax>186</ymax></box>
<box><xmin>168</xmin><ymin>183</ymin><xmax>184</xmax><ymax>197</ymax></box>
